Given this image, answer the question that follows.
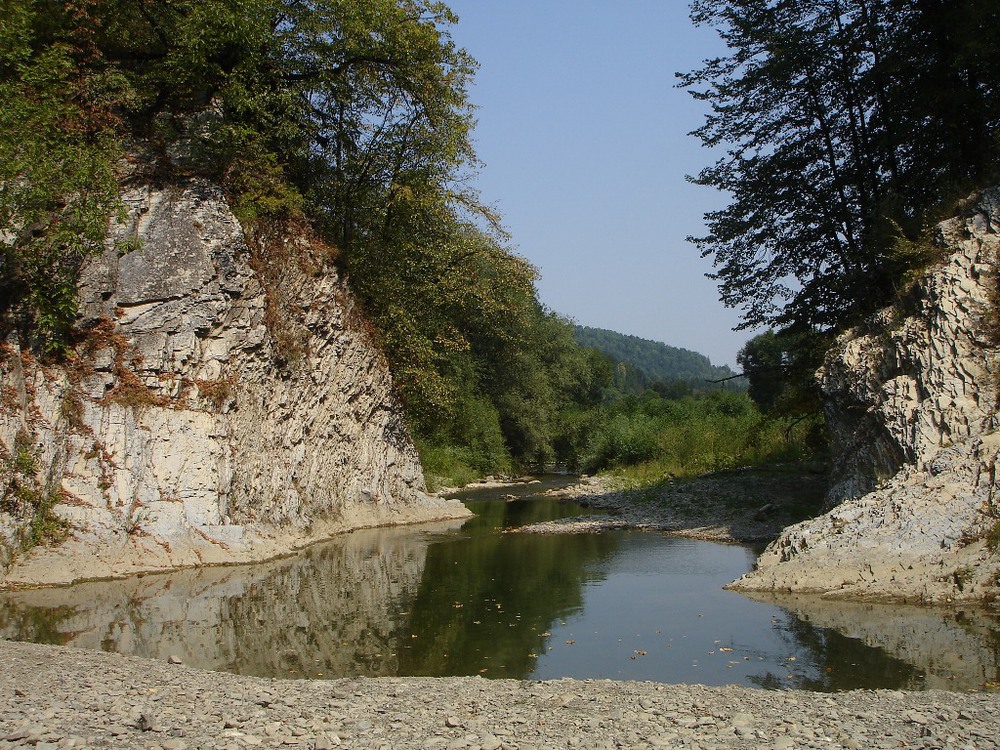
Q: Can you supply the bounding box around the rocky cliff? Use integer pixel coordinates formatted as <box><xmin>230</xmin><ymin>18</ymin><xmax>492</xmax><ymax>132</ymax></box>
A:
<box><xmin>731</xmin><ymin>190</ymin><xmax>1000</xmax><ymax>603</ymax></box>
<box><xmin>0</xmin><ymin>180</ymin><xmax>469</xmax><ymax>587</ymax></box>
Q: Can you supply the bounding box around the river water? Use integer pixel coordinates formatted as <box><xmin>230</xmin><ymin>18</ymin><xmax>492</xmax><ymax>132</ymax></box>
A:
<box><xmin>1</xmin><ymin>477</ymin><xmax>998</xmax><ymax>691</ymax></box>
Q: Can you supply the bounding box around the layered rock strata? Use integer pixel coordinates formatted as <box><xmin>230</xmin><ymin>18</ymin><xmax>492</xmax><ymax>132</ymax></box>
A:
<box><xmin>731</xmin><ymin>191</ymin><xmax>1000</xmax><ymax>603</ymax></box>
<box><xmin>0</xmin><ymin>180</ymin><xmax>469</xmax><ymax>586</ymax></box>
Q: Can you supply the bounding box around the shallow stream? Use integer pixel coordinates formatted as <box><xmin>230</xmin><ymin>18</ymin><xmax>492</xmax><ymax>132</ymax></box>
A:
<box><xmin>2</xmin><ymin>477</ymin><xmax>998</xmax><ymax>691</ymax></box>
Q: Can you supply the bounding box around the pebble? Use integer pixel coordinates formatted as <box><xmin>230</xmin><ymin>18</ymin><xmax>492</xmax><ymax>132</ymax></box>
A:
<box><xmin>2</xmin><ymin>640</ymin><xmax>1000</xmax><ymax>750</ymax></box>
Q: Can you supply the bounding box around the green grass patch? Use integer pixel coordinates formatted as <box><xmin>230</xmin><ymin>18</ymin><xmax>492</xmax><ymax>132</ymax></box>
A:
<box><xmin>986</xmin><ymin>518</ymin><xmax>1000</xmax><ymax>553</ymax></box>
<box><xmin>1</xmin><ymin>431</ymin><xmax>71</xmax><ymax>566</ymax></box>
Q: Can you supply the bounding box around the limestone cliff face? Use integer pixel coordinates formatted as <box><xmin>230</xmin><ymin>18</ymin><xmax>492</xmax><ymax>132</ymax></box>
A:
<box><xmin>731</xmin><ymin>191</ymin><xmax>1000</xmax><ymax>603</ymax></box>
<box><xmin>0</xmin><ymin>180</ymin><xmax>468</xmax><ymax>585</ymax></box>
<box><xmin>820</xmin><ymin>191</ymin><xmax>1000</xmax><ymax>503</ymax></box>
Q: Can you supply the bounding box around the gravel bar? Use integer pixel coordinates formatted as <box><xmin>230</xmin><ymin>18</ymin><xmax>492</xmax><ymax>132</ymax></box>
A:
<box><xmin>2</xmin><ymin>640</ymin><xmax>999</xmax><ymax>750</ymax></box>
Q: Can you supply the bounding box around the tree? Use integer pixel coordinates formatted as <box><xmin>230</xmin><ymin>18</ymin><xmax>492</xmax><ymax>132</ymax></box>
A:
<box><xmin>3</xmin><ymin>1</ymin><xmax>481</xmax><ymax>344</ymax></box>
<box><xmin>0</xmin><ymin>0</ymin><xmax>124</xmax><ymax>351</ymax></box>
<box><xmin>2</xmin><ymin>0</ymin><xmax>622</xmax><ymax>476</ymax></box>
<box><xmin>679</xmin><ymin>0</ymin><xmax>1000</xmax><ymax>334</ymax></box>
<box><xmin>736</xmin><ymin>329</ymin><xmax>826</xmax><ymax>416</ymax></box>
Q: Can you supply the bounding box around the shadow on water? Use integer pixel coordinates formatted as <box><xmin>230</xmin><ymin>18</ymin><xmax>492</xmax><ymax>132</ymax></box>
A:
<box><xmin>397</xmin><ymin>503</ymin><xmax>619</xmax><ymax>678</ymax></box>
<box><xmin>1</xmin><ymin>476</ymin><xmax>999</xmax><ymax>690</ymax></box>
<box><xmin>0</xmin><ymin>479</ymin><xmax>608</xmax><ymax>681</ymax></box>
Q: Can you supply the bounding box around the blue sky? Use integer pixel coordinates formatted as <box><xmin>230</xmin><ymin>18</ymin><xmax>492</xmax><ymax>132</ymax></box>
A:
<box><xmin>442</xmin><ymin>0</ymin><xmax>760</xmax><ymax>368</ymax></box>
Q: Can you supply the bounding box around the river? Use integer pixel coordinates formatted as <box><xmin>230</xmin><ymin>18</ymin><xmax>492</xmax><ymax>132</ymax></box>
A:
<box><xmin>1</xmin><ymin>477</ymin><xmax>998</xmax><ymax>691</ymax></box>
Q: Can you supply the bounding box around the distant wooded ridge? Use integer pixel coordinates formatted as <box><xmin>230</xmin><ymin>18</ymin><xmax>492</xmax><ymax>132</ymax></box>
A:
<box><xmin>574</xmin><ymin>326</ymin><xmax>744</xmax><ymax>391</ymax></box>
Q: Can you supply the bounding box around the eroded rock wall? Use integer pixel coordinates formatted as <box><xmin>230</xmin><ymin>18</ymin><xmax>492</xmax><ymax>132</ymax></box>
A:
<box><xmin>821</xmin><ymin>191</ymin><xmax>1000</xmax><ymax>502</ymax></box>
<box><xmin>731</xmin><ymin>191</ymin><xmax>1000</xmax><ymax>603</ymax></box>
<box><xmin>0</xmin><ymin>180</ymin><xmax>468</xmax><ymax>586</ymax></box>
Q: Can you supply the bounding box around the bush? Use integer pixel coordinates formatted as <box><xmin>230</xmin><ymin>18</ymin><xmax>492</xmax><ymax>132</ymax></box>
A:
<box><xmin>579</xmin><ymin>392</ymin><xmax>825</xmax><ymax>482</ymax></box>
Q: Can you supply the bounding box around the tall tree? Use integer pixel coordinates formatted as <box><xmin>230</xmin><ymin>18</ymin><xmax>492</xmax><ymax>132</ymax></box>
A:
<box><xmin>2</xmin><ymin>0</ymin><xmax>615</xmax><ymax>475</ymax></box>
<box><xmin>680</xmin><ymin>0</ymin><xmax>1000</xmax><ymax>334</ymax></box>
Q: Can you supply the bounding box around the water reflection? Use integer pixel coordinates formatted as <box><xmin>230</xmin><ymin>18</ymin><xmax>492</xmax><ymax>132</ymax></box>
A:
<box><xmin>1</xmin><ymin>483</ymin><xmax>999</xmax><ymax>691</ymax></box>
<box><xmin>399</xmin><ymin>522</ymin><xmax>619</xmax><ymax>678</ymax></box>
<box><xmin>519</xmin><ymin>532</ymin><xmax>927</xmax><ymax>690</ymax></box>
<box><xmin>744</xmin><ymin>592</ymin><xmax>1000</xmax><ymax>691</ymax></box>
<box><xmin>0</xmin><ymin>521</ymin><xmax>464</xmax><ymax>678</ymax></box>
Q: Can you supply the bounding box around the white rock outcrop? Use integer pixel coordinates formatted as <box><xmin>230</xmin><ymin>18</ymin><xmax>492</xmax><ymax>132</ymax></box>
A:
<box><xmin>0</xmin><ymin>180</ymin><xmax>469</xmax><ymax>586</ymax></box>
<box><xmin>731</xmin><ymin>190</ymin><xmax>1000</xmax><ymax>603</ymax></box>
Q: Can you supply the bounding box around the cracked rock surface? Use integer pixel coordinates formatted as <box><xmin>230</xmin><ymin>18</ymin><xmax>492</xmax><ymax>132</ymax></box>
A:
<box><xmin>0</xmin><ymin>180</ymin><xmax>468</xmax><ymax>587</ymax></box>
<box><xmin>732</xmin><ymin>190</ymin><xmax>1000</xmax><ymax>603</ymax></box>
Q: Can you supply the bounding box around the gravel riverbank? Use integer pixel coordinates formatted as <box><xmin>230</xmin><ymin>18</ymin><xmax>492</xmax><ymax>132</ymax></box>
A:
<box><xmin>507</xmin><ymin>469</ymin><xmax>828</xmax><ymax>544</ymax></box>
<box><xmin>2</xmin><ymin>640</ymin><xmax>999</xmax><ymax>750</ymax></box>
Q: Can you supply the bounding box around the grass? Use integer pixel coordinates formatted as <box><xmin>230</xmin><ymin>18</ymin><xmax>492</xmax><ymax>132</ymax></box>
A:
<box><xmin>15</xmin><ymin>486</ymin><xmax>71</xmax><ymax>553</ymax></box>
<box><xmin>417</xmin><ymin>391</ymin><xmax>827</xmax><ymax>497</ymax></box>
<box><xmin>586</xmin><ymin>400</ymin><xmax>826</xmax><ymax>489</ymax></box>
<box><xmin>195</xmin><ymin>376</ymin><xmax>236</xmax><ymax>410</ymax></box>
<box><xmin>986</xmin><ymin>518</ymin><xmax>1000</xmax><ymax>553</ymax></box>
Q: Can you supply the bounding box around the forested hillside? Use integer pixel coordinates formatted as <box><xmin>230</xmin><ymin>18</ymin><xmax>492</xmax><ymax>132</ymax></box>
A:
<box><xmin>574</xmin><ymin>326</ymin><xmax>742</xmax><ymax>393</ymax></box>
<box><xmin>0</xmin><ymin>0</ymin><xmax>617</xmax><ymax>484</ymax></box>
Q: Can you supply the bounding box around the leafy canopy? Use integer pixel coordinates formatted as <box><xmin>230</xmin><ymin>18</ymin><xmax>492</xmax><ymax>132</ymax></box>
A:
<box><xmin>1</xmin><ymin>0</ymin><xmax>618</xmax><ymax>476</ymax></box>
<box><xmin>1</xmin><ymin>0</ymin><xmax>477</xmax><ymax>347</ymax></box>
<box><xmin>680</xmin><ymin>0</ymin><xmax>1000</xmax><ymax>334</ymax></box>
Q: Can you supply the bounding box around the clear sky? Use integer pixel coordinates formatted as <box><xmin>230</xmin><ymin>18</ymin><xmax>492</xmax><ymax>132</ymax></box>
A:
<box><xmin>442</xmin><ymin>0</ymin><xmax>760</xmax><ymax>369</ymax></box>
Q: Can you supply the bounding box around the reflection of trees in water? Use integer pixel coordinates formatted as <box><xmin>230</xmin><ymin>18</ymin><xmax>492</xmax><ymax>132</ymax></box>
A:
<box><xmin>0</xmin><ymin>497</ymin><xmax>616</xmax><ymax>682</ymax></box>
<box><xmin>0</xmin><ymin>527</ymin><xmax>436</xmax><ymax>679</ymax></box>
<box><xmin>212</xmin><ymin>536</ymin><xmax>428</xmax><ymax>678</ymax></box>
<box><xmin>749</xmin><ymin>611</ymin><xmax>925</xmax><ymax>692</ymax></box>
<box><xmin>953</xmin><ymin>609</ymin><xmax>1000</xmax><ymax>686</ymax></box>
<box><xmin>398</xmin><ymin>498</ymin><xmax>621</xmax><ymax>679</ymax></box>
<box><xmin>8</xmin><ymin>488</ymin><xmax>994</xmax><ymax>690</ymax></box>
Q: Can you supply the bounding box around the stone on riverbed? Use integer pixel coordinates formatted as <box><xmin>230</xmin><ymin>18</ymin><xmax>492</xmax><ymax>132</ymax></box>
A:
<box><xmin>5</xmin><ymin>640</ymin><xmax>999</xmax><ymax>750</ymax></box>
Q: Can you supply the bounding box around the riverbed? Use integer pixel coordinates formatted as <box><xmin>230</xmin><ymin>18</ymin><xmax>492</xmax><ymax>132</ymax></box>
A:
<box><xmin>4</xmin><ymin>637</ymin><xmax>1000</xmax><ymax>750</ymax></box>
<box><xmin>1</xmin><ymin>477</ymin><xmax>998</xmax><ymax>692</ymax></box>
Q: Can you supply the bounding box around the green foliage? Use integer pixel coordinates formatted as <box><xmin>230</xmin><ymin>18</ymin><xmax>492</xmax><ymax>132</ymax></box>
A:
<box><xmin>578</xmin><ymin>390</ymin><xmax>825</xmax><ymax>480</ymax></box>
<box><xmin>2</xmin><ymin>0</ymin><xmax>473</xmax><ymax>344</ymax></box>
<box><xmin>680</xmin><ymin>0</ymin><xmax>1000</xmax><ymax>335</ymax></box>
<box><xmin>883</xmin><ymin>224</ymin><xmax>944</xmax><ymax>297</ymax></box>
<box><xmin>10</xmin><ymin>431</ymin><xmax>37</xmax><ymax>477</ymax></box>
<box><xmin>1</xmin><ymin>1</ymin><xmax>831</xmax><ymax>488</ymax></box>
<box><xmin>987</xmin><ymin>519</ymin><xmax>1000</xmax><ymax>554</ymax></box>
<box><xmin>407</xmin><ymin>300</ymin><xmax>613</xmax><ymax>478</ymax></box>
<box><xmin>574</xmin><ymin>325</ymin><xmax>742</xmax><ymax>392</ymax></box>
<box><xmin>416</xmin><ymin>439</ymin><xmax>504</xmax><ymax>493</ymax></box>
<box><xmin>1</xmin><ymin>0</ymin><xmax>608</xmax><ymax>478</ymax></box>
<box><xmin>1</xmin><ymin>431</ymin><xmax>70</xmax><ymax>563</ymax></box>
<box><xmin>737</xmin><ymin>328</ymin><xmax>827</xmax><ymax>418</ymax></box>
<box><xmin>0</xmin><ymin>0</ymin><xmax>123</xmax><ymax>353</ymax></box>
<box><xmin>13</xmin><ymin>486</ymin><xmax>70</xmax><ymax>554</ymax></box>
